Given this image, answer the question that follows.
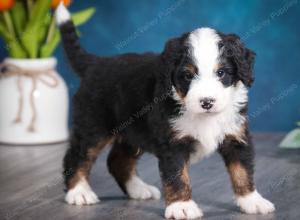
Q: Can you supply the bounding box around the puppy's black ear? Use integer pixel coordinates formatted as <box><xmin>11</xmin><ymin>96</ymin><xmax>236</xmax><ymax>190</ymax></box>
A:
<box><xmin>222</xmin><ymin>34</ymin><xmax>256</xmax><ymax>87</ymax></box>
<box><xmin>161</xmin><ymin>33</ymin><xmax>189</xmax><ymax>72</ymax></box>
<box><xmin>162</xmin><ymin>38</ymin><xmax>181</xmax><ymax>66</ymax></box>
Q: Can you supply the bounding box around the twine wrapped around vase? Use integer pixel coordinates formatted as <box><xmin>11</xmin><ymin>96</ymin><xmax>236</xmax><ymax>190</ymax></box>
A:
<box><xmin>0</xmin><ymin>63</ymin><xmax>59</xmax><ymax>132</ymax></box>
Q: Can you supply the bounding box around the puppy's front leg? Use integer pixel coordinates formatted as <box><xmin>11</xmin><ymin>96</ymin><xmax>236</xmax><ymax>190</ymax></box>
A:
<box><xmin>219</xmin><ymin>135</ymin><xmax>275</xmax><ymax>214</ymax></box>
<box><xmin>159</xmin><ymin>153</ymin><xmax>203</xmax><ymax>219</ymax></box>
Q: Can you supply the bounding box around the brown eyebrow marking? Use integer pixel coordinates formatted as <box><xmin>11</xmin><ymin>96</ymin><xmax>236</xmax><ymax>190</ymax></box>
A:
<box><xmin>214</xmin><ymin>63</ymin><xmax>224</xmax><ymax>72</ymax></box>
<box><xmin>185</xmin><ymin>64</ymin><xmax>197</xmax><ymax>75</ymax></box>
<box><xmin>175</xmin><ymin>89</ymin><xmax>185</xmax><ymax>100</ymax></box>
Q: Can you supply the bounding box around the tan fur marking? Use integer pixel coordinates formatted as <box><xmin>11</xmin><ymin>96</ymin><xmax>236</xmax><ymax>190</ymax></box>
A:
<box><xmin>173</xmin><ymin>63</ymin><xmax>197</xmax><ymax>101</ymax></box>
<box><xmin>164</xmin><ymin>162</ymin><xmax>192</xmax><ymax>205</ymax></box>
<box><xmin>107</xmin><ymin>139</ymin><xmax>142</xmax><ymax>193</ymax></box>
<box><xmin>226</xmin><ymin>123</ymin><xmax>247</xmax><ymax>144</ymax></box>
<box><xmin>228</xmin><ymin>162</ymin><xmax>254</xmax><ymax>196</ymax></box>
<box><xmin>68</xmin><ymin>138</ymin><xmax>113</xmax><ymax>189</ymax></box>
<box><xmin>175</xmin><ymin>88</ymin><xmax>186</xmax><ymax>101</ymax></box>
<box><xmin>213</xmin><ymin>63</ymin><xmax>222</xmax><ymax>72</ymax></box>
<box><xmin>234</xmin><ymin>123</ymin><xmax>247</xmax><ymax>144</ymax></box>
<box><xmin>108</xmin><ymin>150</ymin><xmax>137</xmax><ymax>183</ymax></box>
<box><xmin>68</xmin><ymin>170</ymin><xmax>85</xmax><ymax>189</ymax></box>
<box><xmin>185</xmin><ymin>63</ymin><xmax>197</xmax><ymax>75</ymax></box>
<box><xmin>181</xmin><ymin>163</ymin><xmax>191</xmax><ymax>186</ymax></box>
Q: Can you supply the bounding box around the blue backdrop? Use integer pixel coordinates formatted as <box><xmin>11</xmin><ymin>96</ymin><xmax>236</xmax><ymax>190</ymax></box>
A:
<box><xmin>1</xmin><ymin>0</ymin><xmax>299</xmax><ymax>131</ymax></box>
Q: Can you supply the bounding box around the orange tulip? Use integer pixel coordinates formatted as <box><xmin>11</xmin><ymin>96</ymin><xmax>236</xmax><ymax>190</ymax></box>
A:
<box><xmin>51</xmin><ymin>0</ymin><xmax>71</xmax><ymax>9</ymax></box>
<box><xmin>0</xmin><ymin>0</ymin><xmax>15</xmax><ymax>11</ymax></box>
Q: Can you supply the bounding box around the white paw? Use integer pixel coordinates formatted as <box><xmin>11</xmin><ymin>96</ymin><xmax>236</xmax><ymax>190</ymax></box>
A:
<box><xmin>125</xmin><ymin>175</ymin><xmax>161</xmax><ymax>200</ymax></box>
<box><xmin>65</xmin><ymin>178</ymin><xmax>99</xmax><ymax>205</ymax></box>
<box><xmin>236</xmin><ymin>190</ymin><xmax>275</xmax><ymax>214</ymax></box>
<box><xmin>165</xmin><ymin>200</ymin><xmax>203</xmax><ymax>219</ymax></box>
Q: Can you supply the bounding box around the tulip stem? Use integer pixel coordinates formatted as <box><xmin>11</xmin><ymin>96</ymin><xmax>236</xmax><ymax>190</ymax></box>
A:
<box><xmin>46</xmin><ymin>16</ymin><xmax>56</xmax><ymax>43</ymax></box>
<box><xmin>3</xmin><ymin>11</ymin><xmax>16</xmax><ymax>38</ymax></box>
<box><xmin>27</xmin><ymin>0</ymin><xmax>34</xmax><ymax>19</ymax></box>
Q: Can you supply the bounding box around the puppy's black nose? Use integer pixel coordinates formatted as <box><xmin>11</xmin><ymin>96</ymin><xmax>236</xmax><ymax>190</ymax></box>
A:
<box><xmin>200</xmin><ymin>98</ymin><xmax>215</xmax><ymax>110</ymax></box>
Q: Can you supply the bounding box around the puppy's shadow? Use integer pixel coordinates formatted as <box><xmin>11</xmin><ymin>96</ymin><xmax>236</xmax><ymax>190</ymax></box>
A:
<box><xmin>99</xmin><ymin>196</ymin><xmax>128</xmax><ymax>202</ymax></box>
<box><xmin>201</xmin><ymin>198</ymin><xmax>240</xmax><ymax>214</ymax></box>
<box><xmin>100</xmin><ymin>196</ymin><xmax>165</xmax><ymax>219</ymax></box>
<box><xmin>201</xmin><ymin>198</ymin><xmax>276</xmax><ymax>220</ymax></box>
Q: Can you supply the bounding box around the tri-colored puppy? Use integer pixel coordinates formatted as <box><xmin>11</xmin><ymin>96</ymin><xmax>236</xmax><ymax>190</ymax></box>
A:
<box><xmin>56</xmin><ymin>3</ymin><xmax>275</xmax><ymax>219</ymax></box>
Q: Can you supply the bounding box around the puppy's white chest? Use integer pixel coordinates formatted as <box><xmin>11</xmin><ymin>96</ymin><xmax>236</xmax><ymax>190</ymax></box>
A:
<box><xmin>170</xmin><ymin>111</ymin><xmax>245</xmax><ymax>163</ymax></box>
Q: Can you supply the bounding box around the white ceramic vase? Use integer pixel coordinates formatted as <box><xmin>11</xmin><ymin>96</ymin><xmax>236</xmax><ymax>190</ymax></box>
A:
<box><xmin>0</xmin><ymin>57</ymin><xmax>69</xmax><ymax>145</ymax></box>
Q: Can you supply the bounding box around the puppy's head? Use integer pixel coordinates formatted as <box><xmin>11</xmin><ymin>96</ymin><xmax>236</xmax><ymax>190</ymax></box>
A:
<box><xmin>162</xmin><ymin>28</ymin><xmax>255</xmax><ymax>114</ymax></box>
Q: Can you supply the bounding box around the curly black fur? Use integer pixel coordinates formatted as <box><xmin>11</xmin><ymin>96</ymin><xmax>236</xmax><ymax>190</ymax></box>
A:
<box><xmin>59</xmin><ymin>19</ymin><xmax>257</xmax><ymax>207</ymax></box>
<box><xmin>219</xmin><ymin>33</ymin><xmax>256</xmax><ymax>87</ymax></box>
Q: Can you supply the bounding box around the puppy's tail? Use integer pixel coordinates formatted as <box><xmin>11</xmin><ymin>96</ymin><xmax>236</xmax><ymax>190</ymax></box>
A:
<box><xmin>55</xmin><ymin>2</ymin><xmax>97</xmax><ymax>77</ymax></box>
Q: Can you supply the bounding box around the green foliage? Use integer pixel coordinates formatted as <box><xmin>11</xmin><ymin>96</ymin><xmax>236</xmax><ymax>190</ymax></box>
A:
<box><xmin>0</xmin><ymin>1</ymin><xmax>96</xmax><ymax>58</ymax></box>
<box><xmin>40</xmin><ymin>28</ymin><xmax>59</xmax><ymax>58</ymax></box>
<box><xmin>21</xmin><ymin>0</ymin><xmax>52</xmax><ymax>58</ymax></box>
<box><xmin>72</xmin><ymin>8</ymin><xmax>96</xmax><ymax>26</ymax></box>
<box><xmin>0</xmin><ymin>14</ymin><xmax>27</xmax><ymax>58</ymax></box>
<box><xmin>11</xmin><ymin>1</ymin><xmax>26</xmax><ymax>37</ymax></box>
<box><xmin>280</xmin><ymin>125</ymin><xmax>300</xmax><ymax>149</ymax></box>
<box><xmin>40</xmin><ymin>7</ymin><xmax>96</xmax><ymax>58</ymax></box>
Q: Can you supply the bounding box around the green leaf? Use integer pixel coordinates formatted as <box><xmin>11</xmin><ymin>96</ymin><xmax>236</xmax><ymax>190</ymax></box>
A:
<box><xmin>0</xmin><ymin>22</ymin><xmax>12</xmax><ymax>40</ymax></box>
<box><xmin>11</xmin><ymin>1</ymin><xmax>27</xmax><ymax>38</ymax></box>
<box><xmin>40</xmin><ymin>31</ymin><xmax>60</xmax><ymax>58</ymax></box>
<box><xmin>0</xmin><ymin>20</ymin><xmax>27</xmax><ymax>58</ymax></box>
<box><xmin>21</xmin><ymin>0</ymin><xmax>51</xmax><ymax>58</ymax></box>
<box><xmin>7</xmin><ymin>40</ymin><xmax>28</xmax><ymax>58</ymax></box>
<box><xmin>280</xmin><ymin>129</ymin><xmax>300</xmax><ymax>149</ymax></box>
<box><xmin>39</xmin><ymin>7</ymin><xmax>96</xmax><ymax>57</ymax></box>
<box><xmin>27</xmin><ymin>0</ymin><xmax>51</xmax><ymax>27</ymax></box>
<box><xmin>21</xmin><ymin>26</ymin><xmax>40</xmax><ymax>58</ymax></box>
<box><xmin>38</xmin><ymin>13</ymin><xmax>52</xmax><ymax>43</ymax></box>
<box><xmin>72</xmin><ymin>7</ymin><xmax>96</xmax><ymax>26</ymax></box>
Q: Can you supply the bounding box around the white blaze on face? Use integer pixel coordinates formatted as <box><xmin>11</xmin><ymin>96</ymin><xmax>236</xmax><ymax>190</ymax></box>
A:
<box><xmin>171</xmin><ymin>28</ymin><xmax>249</xmax><ymax>162</ymax></box>
<box><xmin>185</xmin><ymin>28</ymin><xmax>232</xmax><ymax>114</ymax></box>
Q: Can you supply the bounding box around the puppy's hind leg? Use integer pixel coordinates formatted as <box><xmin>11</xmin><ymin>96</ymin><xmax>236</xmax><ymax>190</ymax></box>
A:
<box><xmin>107</xmin><ymin>139</ymin><xmax>161</xmax><ymax>200</ymax></box>
<box><xmin>63</xmin><ymin>132</ymin><xmax>113</xmax><ymax>205</ymax></box>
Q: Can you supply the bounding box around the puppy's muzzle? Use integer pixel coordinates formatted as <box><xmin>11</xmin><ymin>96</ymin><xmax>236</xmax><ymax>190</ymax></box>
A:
<box><xmin>200</xmin><ymin>98</ymin><xmax>215</xmax><ymax>110</ymax></box>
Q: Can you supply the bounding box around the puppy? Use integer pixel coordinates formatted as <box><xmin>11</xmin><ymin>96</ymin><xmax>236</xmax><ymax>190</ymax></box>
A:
<box><xmin>56</xmin><ymin>3</ymin><xmax>275</xmax><ymax>219</ymax></box>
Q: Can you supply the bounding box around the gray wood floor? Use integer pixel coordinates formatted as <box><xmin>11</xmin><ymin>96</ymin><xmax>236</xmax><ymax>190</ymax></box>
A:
<box><xmin>0</xmin><ymin>133</ymin><xmax>299</xmax><ymax>220</ymax></box>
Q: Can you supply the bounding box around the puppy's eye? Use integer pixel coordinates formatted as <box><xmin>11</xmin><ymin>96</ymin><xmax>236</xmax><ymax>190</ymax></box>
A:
<box><xmin>216</xmin><ymin>69</ymin><xmax>226</xmax><ymax>78</ymax></box>
<box><xmin>184</xmin><ymin>73</ymin><xmax>194</xmax><ymax>81</ymax></box>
